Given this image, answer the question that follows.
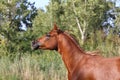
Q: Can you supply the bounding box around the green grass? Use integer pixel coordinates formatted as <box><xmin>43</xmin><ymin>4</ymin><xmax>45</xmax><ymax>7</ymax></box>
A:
<box><xmin>0</xmin><ymin>44</ymin><xmax>119</xmax><ymax>80</ymax></box>
<box><xmin>0</xmin><ymin>51</ymin><xmax>67</xmax><ymax>80</ymax></box>
<box><xmin>0</xmin><ymin>47</ymin><xmax>120</xmax><ymax>80</ymax></box>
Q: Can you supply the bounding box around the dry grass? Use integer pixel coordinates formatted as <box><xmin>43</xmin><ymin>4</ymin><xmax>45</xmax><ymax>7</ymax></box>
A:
<box><xmin>0</xmin><ymin>52</ymin><xmax>67</xmax><ymax>80</ymax></box>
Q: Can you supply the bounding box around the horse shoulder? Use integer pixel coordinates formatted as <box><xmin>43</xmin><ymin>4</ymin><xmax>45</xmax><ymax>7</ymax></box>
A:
<box><xmin>71</xmin><ymin>56</ymin><xmax>100</xmax><ymax>80</ymax></box>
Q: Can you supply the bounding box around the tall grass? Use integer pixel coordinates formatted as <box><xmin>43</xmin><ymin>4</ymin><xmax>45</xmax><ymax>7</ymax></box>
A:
<box><xmin>0</xmin><ymin>51</ymin><xmax>67</xmax><ymax>80</ymax></box>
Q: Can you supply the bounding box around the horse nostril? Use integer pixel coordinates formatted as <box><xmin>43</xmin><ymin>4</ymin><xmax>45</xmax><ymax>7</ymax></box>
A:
<box><xmin>31</xmin><ymin>40</ymin><xmax>41</xmax><ymax>50</ymax></box>
<box><xmin>31</xmin><ymin>41</ymin><xmax>35</xmax><ymax>45</ymax></box>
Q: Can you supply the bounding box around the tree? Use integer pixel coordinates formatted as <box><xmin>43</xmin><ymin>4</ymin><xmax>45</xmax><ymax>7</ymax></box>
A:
<box><xmin>46</xmin><ymin>0</ymin><xmax>109</xmax><ymax>44</ymax></box>
<box><xmin>0</xmin><ymin>0</ymin><xmax>37</xmax><ymax>56</ymax></box>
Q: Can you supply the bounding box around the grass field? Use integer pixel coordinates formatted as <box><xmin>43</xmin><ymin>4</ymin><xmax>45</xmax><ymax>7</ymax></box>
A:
<box><xmin>0</xmin><ymin>51</ymin><xmax>67</xmax><ymax>80</ymax></box>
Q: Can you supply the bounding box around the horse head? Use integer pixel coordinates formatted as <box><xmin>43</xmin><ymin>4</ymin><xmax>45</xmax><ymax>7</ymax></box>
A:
<box><xmin>32</xmin><ymin>24</ymin><xmax>62</xmax><ymax>50</ymax></box>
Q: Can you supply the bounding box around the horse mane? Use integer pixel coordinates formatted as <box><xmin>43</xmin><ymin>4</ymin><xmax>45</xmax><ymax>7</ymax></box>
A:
<box><xmin>63</xmin><ymin>31</ymin><xmax>85</xmax><ymax>53</ymax></box>
<box><xmin>63</xmin><ymin>32</ymin><xmax>102</xmax><ymax>56</ymax></box>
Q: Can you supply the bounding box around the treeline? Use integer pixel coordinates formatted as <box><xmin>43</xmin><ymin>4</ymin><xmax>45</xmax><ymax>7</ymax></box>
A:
<box><xmin>0</xmin><ymin>0</ymin><xmax>120</xmax><ymax>57</ymax></box>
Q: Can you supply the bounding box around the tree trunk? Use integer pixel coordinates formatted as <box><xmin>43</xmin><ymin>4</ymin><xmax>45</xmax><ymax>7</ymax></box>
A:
<box><xmin>72</xmin><ymin>1</ymin><xmax>85</xmax><ymax>44</ymax></box>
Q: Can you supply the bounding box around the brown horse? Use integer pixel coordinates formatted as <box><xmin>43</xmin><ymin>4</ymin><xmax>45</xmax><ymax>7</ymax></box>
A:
<box><xmin>32</xmin><ymin>24</ymin><xmax>120</xmax><ymax>80</ymax></box>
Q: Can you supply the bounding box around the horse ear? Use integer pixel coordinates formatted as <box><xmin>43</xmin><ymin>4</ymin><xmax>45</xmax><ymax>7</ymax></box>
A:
<box><xmin>53</xmin><ymin>23</ymin><xmax>63</xmax><ymax>34</ymax></box>
<box><xmin>54</xmin><ymin>23</ymin><xmax>58</xmax><ymax>30</ymax></box>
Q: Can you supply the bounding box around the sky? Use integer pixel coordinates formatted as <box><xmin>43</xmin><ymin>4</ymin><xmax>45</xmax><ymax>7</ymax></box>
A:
<box><xmin>106</xmin><ymin>0</ymin><xmax>120</xmax><ymax>7</ymax></box>
<box><xmin>28</xmin><ymin>0</ymin><xmax>120</xmax><ymax>10</ymax></box>
<box><xmin>115</xmin><ymin>0</ymin><xmax>120</xmax><ymax>7</ymax></box>
<box><xmin>27</xmin><ymin>0</ymin><xmax>50</xmax><ymax>10</ymax></box>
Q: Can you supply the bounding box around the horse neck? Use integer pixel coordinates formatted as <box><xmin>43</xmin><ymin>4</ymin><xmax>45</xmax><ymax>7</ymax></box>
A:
<box><xmin>57</xmin><ymin>32</ymin><xmax>85</xmax><ymax>73</ymax></box>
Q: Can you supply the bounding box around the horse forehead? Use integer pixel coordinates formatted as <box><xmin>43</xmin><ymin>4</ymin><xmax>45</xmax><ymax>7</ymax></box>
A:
<box><xmin>38</xmin><ymin>36</ymin><xmax>46</xmax><ymax>41</ymax></box>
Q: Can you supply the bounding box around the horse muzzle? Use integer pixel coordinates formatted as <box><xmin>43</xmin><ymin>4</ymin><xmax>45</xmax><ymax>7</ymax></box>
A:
<box><xmin>31</xmin><ymin>40</ymin><xmax>41</xmax><ymax>50</ymax></box>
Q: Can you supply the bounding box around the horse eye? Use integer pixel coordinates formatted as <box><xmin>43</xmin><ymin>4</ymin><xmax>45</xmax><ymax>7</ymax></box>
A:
<box><xmin>46</xmin><ymin>34</ymin><xmax>51</xmax><ymax>37</ymax></box>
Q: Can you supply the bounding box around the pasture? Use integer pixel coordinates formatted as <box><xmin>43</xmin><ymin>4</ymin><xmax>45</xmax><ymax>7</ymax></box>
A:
<box><xmin>0</xmin><ymin>51</ymin><xmax>67</xmax><ymax>80</ymax></box>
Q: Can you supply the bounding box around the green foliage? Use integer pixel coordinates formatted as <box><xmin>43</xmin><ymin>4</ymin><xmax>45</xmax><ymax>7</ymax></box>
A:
<box><xmin>0</xmin><ymin>0</ymin><xmax>37</xmax><ymax>56</ymax></box>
